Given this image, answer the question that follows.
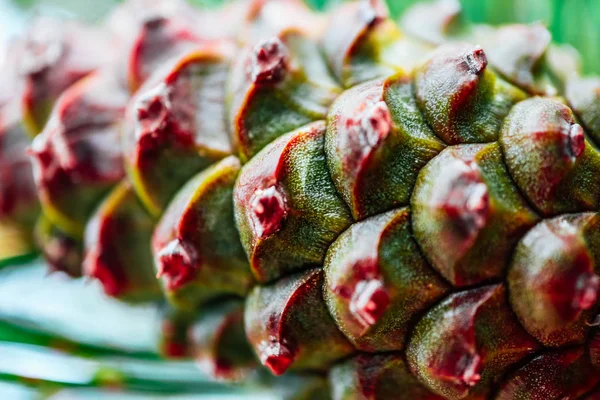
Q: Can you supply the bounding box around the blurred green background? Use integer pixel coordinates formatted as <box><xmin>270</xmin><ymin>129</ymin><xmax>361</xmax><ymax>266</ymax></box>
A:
<box><xmin>3</xmin><ymin>0</ymin><xmax>600</xmax><ymax>73</ymax></box>
<box><xmin>0</xmin><ymin>0</ymin><xmax>598</xmax><ymax>398</ymax></box>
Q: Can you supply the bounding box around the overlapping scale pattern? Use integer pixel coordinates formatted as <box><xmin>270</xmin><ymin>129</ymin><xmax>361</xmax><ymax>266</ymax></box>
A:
<box><xmin>3</xmin><ymin>0</ymin><xmax>600</xmax><ymax>399</ymax></box>
<box><xmin>229</xmin><ymin>1</ymin><xmax>600</xmax><ymax>397</ymax></box>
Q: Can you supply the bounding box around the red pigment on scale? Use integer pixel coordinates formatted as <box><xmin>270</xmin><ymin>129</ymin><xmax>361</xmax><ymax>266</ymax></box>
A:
<box><xmin>349</xmin><ymin>279</ymin><xmax>390</xmax><ymax>327</ymax></box>
<box><xmin>164</xmin><ymin>341</ymin><xmax>188</xmax><ymax>358</ymax></box>
<box><xmin>340</xmin><ymin>95</ymin><xmax>392</xmax><ymax>185</ymax></box>
<box><xmin>128</xmin><ymin>14</ymin><xmax>200</xmax><ymax>90</ymax></box>
<box><xmin>249</xmin><ymin>37</ymin><xmax>289</xmax><ymax>84</ymax></box>
<box><xmin>424</xmin><ymin>286</ymin><xmax>507</xmax><ymax>393</ymax></box>
<box><xmin>333</xmin><ymin>259</ymin><xmax>391</xmax><ymax>328</ymax></box>
<box><xmin>28</xmin><ymin>73</ymin><xmax>127</xmax><ymax>205</ymax></box>
<box><xmin>446</xmin><ymin>46</ymin><xmax>488</xmax><ymax>123</ymax></box>
<box><xmin>341</xmin><ymin>97</ymin><xmax>392</xmax><ymax>152</ymax></box>
<box><xmin>436</xmin><ymin>346</ymin><xmax>482</xmax><ymax>388</ymax></box>
<box><xmin>573</xmin><ymin>273</ymin><xmax>599</xmax><ymax>311</ymax></box>
<box><xmin>359</xmin><ymin>100</ymin><xmax>392</xmax><ymax>148</ymax></box>
<box><xmin>134</xmin><ymin>83</ymin><xmax>173</xmax><ymax>165</ymax></box>
<box><xmin>254</xmin><ymin>273</ymin><xmax>317</xmax><ymax>376</ymax></box>
<box><xmin>156</xmin><ymin>238</ymin><xmax>199</xmax><ymax>290</ymax></box>
<box><xmin>437</xmin><ymin>159</ymin><xmax>490</xmax><ymax>239</ymax></box>
<box><xmin>133</xmin><ymin>65</ymin><xmax>197</xmax><ymax>170</ymax></box>
<box><xmin>19</xmin><ymin>18</ymin><xmax>107</xmax><ymax>134</ymax></box>
<box><xmin>161</xmin><ymin>319</ymin><xmax>188</xmax><ymax>358</ymax></box>
<box><xmin>258</xmin><ymin>338</ymin><xmax>295</xmax><ymax>375</ymax></box>
<box><xmin>84</xmin><ymin>248</ymin><xmax>128</xmax><ymax>297</ymax></box>
<box><xmin>565</xmin><ymin>123</ymin><xmax>585</xmax><ymax>160</ymax></box>
<box><xmin>462</xmin><ymin>47</ymin><xmax>487</xmax><ymax>76</ymax></box>
<box><xmin>83</xmin><ymin>214</ymin><xmax>130</xmax><ymax>297</ymax></box>
<box><xmin>544</xmin><ymin>248</ymin><xmax>599</xmax><ymax>322</ymax></box>
<box><xmin>249</xmin><ymin>185</ymin><xmax>287</xmax><ymax>238</ymax></box>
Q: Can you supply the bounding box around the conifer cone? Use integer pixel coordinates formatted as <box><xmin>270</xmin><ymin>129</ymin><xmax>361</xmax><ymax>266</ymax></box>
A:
<box><xmin>5</xmin><ymin>0</ymin><xmax>600</xmax><ymax>399</ymax></box>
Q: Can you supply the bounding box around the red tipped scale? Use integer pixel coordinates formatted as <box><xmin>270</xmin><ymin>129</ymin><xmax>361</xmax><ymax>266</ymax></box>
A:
<box><xmin>249</xmin><ymin>38</ymin><xmax>289</xmax><ymax>85</ymax></box>
<box><xmin>84</xmin><ymin>210</ymin><xmax>126</xmax><ymax>298</ymax></box>
<box><xmin>151</xmin><ymin>156</ymin><xmax>253</xmax><ymax>310</ymax></box>
<box><xmin>415</xmin><ymin>43</ymin><xmax>487</xmax><ymax>144</ymax></box>
<box><xmin>566</xmin><ymin>77</ymin><xmax>600</xmax><ymax>145</ymax></box>
<box><xmin>415</xmin><ymin>42</ymin><xmax>526</xmax><ymax>144</ymax></box>
<box><xmin>327</xmin><ymin>82</ymin><xmax>393</xmax><ymax>218</ymax></box>
<box><xmin>359</xmin><ymin>101</ymin><xmax>392</xmax><ymax>145</ymax></box>
<box><xmin>227</xmin><ymin>20</ymin><xmax>340</xmax><ymax>162</ymax></box>
<box><xmin>84</xmin><ymin>247</ymin><xmax>127</xmax><ymax>298</ymax></box>
<box><xmin>348</xmin><ymin>277</ymin><xmax>390</xmax><ymax>328</ymax></box>
<box><xmin>155</xmin><ymin>238</ymin><xmax>199</xmax><ymax>291</ymax></box>
<box><xmin>17</xmin><ymin>17</ymin><xmax>112</xmax><ymax>136</ymax></box>
<box><xmin>322</xmin><ymin>0</ymin><xmax>410</xmax><ymax>88</ymax></box>
<box><xmin>430</xmin><ymin>159</ymin><xmax>489</xmax><ymax>240</ymax></box>
<box><xmin>330</xmin><ymin>258</ymin><xmax>390</xmax><ymax>330</ymax></box>
<box><xmin>500</xmin><ymin>97</ymin><xmax>600</xmax><ymax>215</ymax></box>
<box><xmin>83</xmin><ymin>182</ymin><xmax>161</xmax><ymax>302</ymax></box>
<box><xmin>131</xmin><ymin>65</ymin><xmax>206</xmax><ymax>170</ymax></box>
<box><xmin>161</xmin><ymin>318</ymin><xmax>189</xmax><ymax>359</ymax></box>
<box><xmin>258</xmin><ymin>338</ymin><xmax>296</xmax><ymax>376</ymax></box>
<box><xmin>249</xmin><ymin>185</ymin><xmax>288</xmax><ymax>239</ymax></box>
<box><xmin>324</xmin><ymin>208</ymin><xmax>449</xmax><ymax>352</ymax></box>
<box><xmin>234</xmin><ymin>122</ymin><xmax>353</xmax><ymax>283</ymax></box>
<box><xmin>411</xmin><ymin>143</ymin><xmax>539</xmax><ymax>286</ymax></box>
<box><xmin>245</xmin><ymin>268</ymin><xmax>354</xmax><ymax>375</ymax></box>
<box><xmin>496</xmin><ymin>347</ymin><xmax>600</xmax><ymax>400</ymax></box>
<box><xmin>406</xmin><ymin>284</ymin><xmax>539</xmax><ymax>399</ymax></box>
<box><xmin>341</xmin><ymin>95</ymin><xmax>393</xmax><ymax>171</ymax></box>
<box><xmin>329</xmin><ymin>353</ymin><xmax>446</xmax><ymax>400</ymax></box>
<box><xmin>332</xmin><ymin>263</ymin><xmax>388</xmax><ymax>329</ymax></box>
<box><xmin>508</xmin><ymin>213</ymin><xmax>600</xmax><ymax>346</ymax></box>
<box><xmin>421</xmin><ymin>42</ymin><xmax>488</xmax><ymax>101</ymax></box>
<box><xmin>122</xmin><ymin>45</ymin><xmax>234</xmax><ymax>216</ymax></box>
<box><xmin>325</xmin><ymin>76</ymin><xmax>445</xmax><ymax>220</ymax></box>
<box><xmin>409</xmin><ymin>288</ymin><xmax>490</xmax><ymax>397</ymax></box>
<box><xmin>189</xmin><ymin>300</ymin><xmax>257</xmax><ymax>382</ymax></box>
<box><xmin>127</xmin><ymin>17</ymin><xmax>201</xmax><ymax>93</ymax></box>
<box><xmin>435</xmin><ymin>340</ymin><xmax>482</xmax><ymax>390</ymax></box>
<box><xmin>462</xmin><ymin>47</ymin><xmax>487</xmax><ymax>75</ymax></box>
<box><xmin>157</xmin><ymin>305</ymin><xmax>194</xmax><ymax>359</ymax></box>
<box><xmin>131</xmin><ymin>76</ymin><xmax>211</xmax><ymax>176</ymax></box>
<box><xmin>29</xmin><ymin>71</ymin><xmax>128</xmax><ymax>237</ymax></box>
<box><xmin>133</xmin><ymin>83</ymin><xmax>172</xmax><ymax>163</ymax></box>
<box><xmin>480</xmin><ymin>23</ymin><xmax>554</xmax><ymax>95</ymax></box>
<box><xmin>105</xmin><ymin>0</ymin><xmax>206</xmax><ymax>92</ymax></box>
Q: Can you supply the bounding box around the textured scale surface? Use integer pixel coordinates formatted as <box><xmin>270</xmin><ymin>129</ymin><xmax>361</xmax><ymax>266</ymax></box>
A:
<box><xmin>4</xmin><ymin>0</ymin><xmax>600</xmax><ymax>399</ymax></box>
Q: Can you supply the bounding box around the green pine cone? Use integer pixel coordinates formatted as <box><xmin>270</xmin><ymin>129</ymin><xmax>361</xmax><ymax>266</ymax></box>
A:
<box><xmin>5</xmin><ymin>0</ymin><xmax>600</xmax><ymax>399</ymax></box>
